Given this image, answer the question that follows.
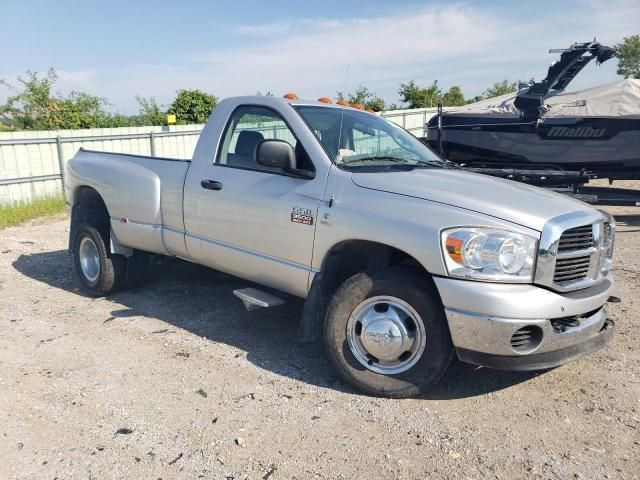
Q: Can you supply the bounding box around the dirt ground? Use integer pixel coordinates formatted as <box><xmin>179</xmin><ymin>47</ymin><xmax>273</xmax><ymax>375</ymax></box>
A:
<box><xmin>0</xmin><ymin>201</ymin><xmax>638</xmax><ymax>479</ymax></box>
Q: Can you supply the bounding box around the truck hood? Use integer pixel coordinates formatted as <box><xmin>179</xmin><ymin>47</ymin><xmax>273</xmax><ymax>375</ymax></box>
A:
<box><xmin>350</xmin><ymin>168</ymin><xmax>591</xmax><ymax>232</ymax></box>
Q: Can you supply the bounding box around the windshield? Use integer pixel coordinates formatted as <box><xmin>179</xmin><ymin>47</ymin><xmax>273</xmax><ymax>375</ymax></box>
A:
<box><xmin>294</xmin><ymin>105</ymin><xmax>448</xmax><ymax>169</ymax></box>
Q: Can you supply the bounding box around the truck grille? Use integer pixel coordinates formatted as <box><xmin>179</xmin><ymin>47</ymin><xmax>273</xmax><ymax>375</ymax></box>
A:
<box><xmin>535</xmin><ymin>212</ymin><xmax>611</xmax><ymax>293</ymax></box>
<box><xmin>554</xmin><ymin>255</ymin><xmax>592</xmax><ymax>283</ymax></box>
<box><xmin>553</xmin><ymin>224</ymin><xmax>595</xmax><ymax>286</ymax></box>
<box><xmin>557</xmin><ymin>225</ymin><xmax>593</xmax><ymax>252</ymax></box>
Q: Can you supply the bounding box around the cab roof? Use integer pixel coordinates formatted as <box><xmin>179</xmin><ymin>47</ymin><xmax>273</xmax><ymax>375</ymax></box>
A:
<box><xmin>221</xmin><ymin>95</ymin><xmax>377</xmax><ymax>113</ymax></box>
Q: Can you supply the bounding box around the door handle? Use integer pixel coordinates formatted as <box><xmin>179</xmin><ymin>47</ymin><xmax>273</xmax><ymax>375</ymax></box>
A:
<box><xmin>201</xmin><ymin>179</ymin><xmax>223</xmax><ymax>191</ymax></box>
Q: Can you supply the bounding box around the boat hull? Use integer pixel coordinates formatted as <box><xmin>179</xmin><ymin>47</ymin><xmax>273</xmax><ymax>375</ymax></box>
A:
<box><xmin>425</xmin><ymin>116</ymin><xmax>640</xmax><ymax>179</ymax></box>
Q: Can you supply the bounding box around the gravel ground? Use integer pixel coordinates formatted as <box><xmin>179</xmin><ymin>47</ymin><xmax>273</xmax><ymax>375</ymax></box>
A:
<box><xmin>0</xmin><ymin>201</ymin><xmax>638</xmax><ymax>479</ymax></box>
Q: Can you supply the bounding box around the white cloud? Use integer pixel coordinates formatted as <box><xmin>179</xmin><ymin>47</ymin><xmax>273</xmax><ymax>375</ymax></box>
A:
<box><xmin>231</xmin><ymin>22</ymin><xmax>293</xmax><ymax>36</ymax></box>
<box><xmin>188</xmin><ymin>1</ymin><xmax>639</xmax><ymax>104</ymax></box>
<box><xmin>4</xmin><ymin>1</ymin><xmax>638</xmax><ymax>113</ymax></box>
<box><xmin>194</xmin><ymin>4</ymin><xmax>503</xmax><ymax>98</ymax></box>
<box><xmin>55</xmin><ymin>69</ymin><xmax>98</xmax><ymax>93</ymax></box>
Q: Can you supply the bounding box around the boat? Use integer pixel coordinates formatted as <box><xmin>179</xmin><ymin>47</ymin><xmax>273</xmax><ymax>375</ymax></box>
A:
<box><xmin>424</xmin><ymin>41</ymin><xmax>640</xmax><ymax>181</ymax></box>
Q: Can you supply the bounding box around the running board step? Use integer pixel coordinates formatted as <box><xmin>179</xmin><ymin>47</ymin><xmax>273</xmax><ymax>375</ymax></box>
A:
<box><xmin>233</xmin><ymin>288</ymin><xmax>284</xmax><ymax>311</ymax></box>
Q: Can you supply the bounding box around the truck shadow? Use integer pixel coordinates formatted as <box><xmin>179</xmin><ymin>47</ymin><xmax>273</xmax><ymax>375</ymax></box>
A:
<box><xmin>13</xmin><ymin>250</ymin><xmax>539</xmax><ymax>400</ymax></box>
<box><xmin>615</xmin><ymin>214</ymin><xmax>640</xmax><ymax>233</ymax></box>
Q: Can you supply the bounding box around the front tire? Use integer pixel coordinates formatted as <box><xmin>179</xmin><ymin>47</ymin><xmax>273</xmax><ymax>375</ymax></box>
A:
<box><xmin>324</xmin><ymin>269</ymin><xmax>453</xmax><ymax>398</ymax></box>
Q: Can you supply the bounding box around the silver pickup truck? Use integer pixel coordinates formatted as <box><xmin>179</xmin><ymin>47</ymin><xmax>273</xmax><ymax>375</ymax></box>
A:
<box><xmin>65</xmin><ymin>95</ymin><xmax>616</xmax><ymax>398</ymax></box>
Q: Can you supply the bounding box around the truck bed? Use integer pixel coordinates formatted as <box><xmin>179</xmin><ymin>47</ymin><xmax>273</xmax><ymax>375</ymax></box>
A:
<box><xmin>65</xmin><ymin>148</ymin><xmax>191</xmax><ymax>256</ymax></box>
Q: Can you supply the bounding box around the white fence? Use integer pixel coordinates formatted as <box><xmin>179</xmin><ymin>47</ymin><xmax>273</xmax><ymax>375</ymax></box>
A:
<box><xmin>0</xmin><ymin>108</ymin><xmax>437</xmax><ymax>204</ymax></box>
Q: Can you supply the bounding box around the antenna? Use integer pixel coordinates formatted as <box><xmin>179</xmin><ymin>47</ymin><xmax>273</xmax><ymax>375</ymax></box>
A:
<box><xmin>335</xmin><ymin>64</ymin><xmax>350</xmax><ymax>162</ymax></box>
<box><xmin>330</xmin><ymin>64</ymin><xmax>350</xmax><ymax>208</ymax></box>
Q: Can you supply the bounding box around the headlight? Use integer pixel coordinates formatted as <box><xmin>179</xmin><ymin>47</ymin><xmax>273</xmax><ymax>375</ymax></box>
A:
<box><xmin>441</xmin><ymin>227</ymin><xmax>537</xmax><ymax>282</ymax></box>
<box><xmin>599</xmin><ymin>210</ymin><xmax>615</xmax><ymax>276</ymax></box>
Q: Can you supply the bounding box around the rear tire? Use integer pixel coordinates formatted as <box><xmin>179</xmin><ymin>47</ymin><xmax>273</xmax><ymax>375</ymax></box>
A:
<box><xmin>72</xmin><ymin>224</ymin><xmax>125</xmax><ymax>297</ymax></box>
<box><xmin>323</xmin><ymin>268</ymin><xmax>453</xmax><ymax>398</ymax></box>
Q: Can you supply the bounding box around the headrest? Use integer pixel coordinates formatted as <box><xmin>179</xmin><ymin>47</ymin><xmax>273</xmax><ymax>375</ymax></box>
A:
<box><xmin>236</xmin><ymin>130</ymin><xmax>264</xmax><ymax>156</ymax></box>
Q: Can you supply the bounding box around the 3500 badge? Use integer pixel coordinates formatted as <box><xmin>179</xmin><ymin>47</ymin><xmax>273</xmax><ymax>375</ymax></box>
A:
<box><xmin>291</xmin><ymin>207</ymin><xmax>314</xmax><ymax>225</ymax></box>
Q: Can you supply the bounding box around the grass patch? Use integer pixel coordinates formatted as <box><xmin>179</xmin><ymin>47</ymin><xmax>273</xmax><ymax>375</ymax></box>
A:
<box><xmin>0</xmin><ymin>195</ymin><xmax>67</xmax><ymax>229</ymax></box>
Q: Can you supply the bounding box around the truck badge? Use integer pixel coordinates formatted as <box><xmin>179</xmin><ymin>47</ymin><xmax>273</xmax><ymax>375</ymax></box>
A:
<box><xmin>291</xmin><ymin>207</ymin><xmax>314</xmax><ymax>225</ymax></box>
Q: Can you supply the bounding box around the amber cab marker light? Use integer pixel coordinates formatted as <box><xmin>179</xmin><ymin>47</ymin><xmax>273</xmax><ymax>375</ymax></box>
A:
<box><xmin>283</xmin><ymin>93</ymin><xmax>299</xmax><ymax>100</ymax></box>
<box><xmin>336</xmin><ymin>100</ymin><xmax>350</xmax><ymax>106</ymax></box>
<box><xmin>317</xmin><ymin>97</ymin><xmax>332</xmax><ymax>104</ymax></box>
<box><xmin>445</xmin><ymin>237</ymin><xmax>464</xmax><ymax>265</ymax></box>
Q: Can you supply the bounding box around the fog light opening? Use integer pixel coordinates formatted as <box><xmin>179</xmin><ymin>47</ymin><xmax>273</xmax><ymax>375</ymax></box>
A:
<box><xmin>510</xmin><ymin>326</ymin><xmax>543</xmax><ymax>353</ymax></box>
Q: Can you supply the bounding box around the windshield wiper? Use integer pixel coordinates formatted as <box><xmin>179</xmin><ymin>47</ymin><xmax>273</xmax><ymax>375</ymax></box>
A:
<box><xmin>339</xmin><ymin>156</ymin><xmax>410</xmax><ymax>165</ymax></box>
<box><xmin>432</xmin><ymin>158</ymin><xmax>462</xmax><ymax>169</ymax></box>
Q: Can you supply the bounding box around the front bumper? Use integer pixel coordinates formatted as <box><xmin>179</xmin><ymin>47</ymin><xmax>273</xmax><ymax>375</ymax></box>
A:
<box><xmin>456</xmin><ymin>319</ymin><xmax>614</xmax><ymax>370</ymax></box>
<box><xmin>433</xmin><ymin>276</ymin><xmax>615</xmax><ymax>371</ymax></box>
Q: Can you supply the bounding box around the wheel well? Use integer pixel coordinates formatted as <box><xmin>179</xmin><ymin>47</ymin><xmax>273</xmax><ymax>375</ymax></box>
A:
<box><xmin>69</xmin><ymin>186</ymin><xmax>111</xmax><ymax>251</ymax></box>
<box><xmin>75</xmin><ymin>186</ymin><xmax>108</xmax><ymax>213</ymax></box>
<box><xmin>298</xmin><ymin>240</ymin><xmax>433</xmax><ymax>343</ymax></box>
<box><xmin>320</xmin><ymin>240</ymin><xmax>431</xmax><ymax>294</ymax></box>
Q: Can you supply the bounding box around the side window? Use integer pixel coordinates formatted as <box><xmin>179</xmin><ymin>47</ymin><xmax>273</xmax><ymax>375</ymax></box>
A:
<box><xmin>217</xmin><ymin>106</ymin><xmax>313</xmax><ymax>173</ymax></box>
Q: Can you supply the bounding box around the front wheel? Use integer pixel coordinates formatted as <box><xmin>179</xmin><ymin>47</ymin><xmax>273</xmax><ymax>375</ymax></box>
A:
<box><xmin>324</xmin><ymin>269</ymin><xmax>453</xmax><ymax>398</ymax></box>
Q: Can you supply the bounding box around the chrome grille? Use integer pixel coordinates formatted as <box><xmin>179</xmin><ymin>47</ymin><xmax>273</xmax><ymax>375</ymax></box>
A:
<box><xmin>554</xmin><ymin>255</ymin><xmax>591</xmax><ymax>283</ymax></box>
<box><xmin>557</xmin><ymin>225</ymin><xmax>593</xmax><ymax>252</ymax></box>
<box><xmin>553</xmin><ymin>223</ymin><xmax>596</xmax><ymax>287</ymax></box>
<box><xmin>535</xmin><ymin>211</ymin><xmax>609</xmax><ymax>293</ymax></box>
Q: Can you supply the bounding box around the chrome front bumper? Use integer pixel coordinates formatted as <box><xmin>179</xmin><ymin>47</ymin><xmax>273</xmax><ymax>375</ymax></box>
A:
<box><xmin>433</xmin><ymin>276</ymin><xmax>615</xmax><ymax>370</ymax></box>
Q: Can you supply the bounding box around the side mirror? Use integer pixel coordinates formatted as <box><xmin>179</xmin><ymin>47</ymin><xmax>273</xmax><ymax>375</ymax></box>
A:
<box><xmin>255</xmin><ymin>139</ymin><xmax>296</xmax><ymax>170</ymax></box>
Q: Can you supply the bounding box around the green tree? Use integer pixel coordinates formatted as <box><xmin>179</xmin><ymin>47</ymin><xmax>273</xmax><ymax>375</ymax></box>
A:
<box><xmin>167</xmin><ymin>89</ymin><xmax>218</xmax><ymax>124</ymax></box>
<box><xmin>136</xmin><ymin>96</ymin><xmax>166</xmax><ymax>126</ymax></box>
<box><xmin>0</xmin><ymin>68</ymin><xmax>138</xmax><ymax>130</ymax></box>
<box><xmin>102</xmin><ymin>113</ymin><xmax>135</xmax><ymax>128</ymax></box>
<box><xmin>615</xmin><ymin>35</ymin><xmax>640</xmax><ymax>79</ymax></box>
<box><xmin>57</xmin><ymin>91</ymin><xmax>113</xmax><ymax>129</ymax></box>
<box><xmin>482</xmin><ymin>80</ymin><xmax>518</xmax><ymax>99</ymax></box>
<box><xmin>1</xmin><ymin>68</ymin><xmax>60</xmax><ymax>129</ymax></box>
<box><xmin>398</xmin><ymin>80</ymin><xmax>443</xmax><ymax>108</ymax></box>
<box><xmin>336</xmin><ymin>85</ymin><xmax>385</xmax><ymax>111</ymax></box>
<box><xmin>441</xmin><ymin>85</ymin><xmax>466</xmax><ymax>106</ymax></box>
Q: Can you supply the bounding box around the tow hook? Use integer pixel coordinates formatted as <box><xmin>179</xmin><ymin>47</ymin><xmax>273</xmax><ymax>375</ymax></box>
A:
<box><xmin>552</xmin><ymin>316</ymin><xmax>582</xmax><ymax>333</ymax></box>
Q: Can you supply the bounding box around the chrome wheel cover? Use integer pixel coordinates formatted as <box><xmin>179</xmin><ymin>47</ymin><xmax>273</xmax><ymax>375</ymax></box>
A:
<box><xmin>346</xmin><ymin>296</ymin><xmax>427</xmax><ymax>375</ymax></box>
<box><xmin>79</xmin><ymin>236</ymin><xmax>100</xmax><ymax>283</ymax></box>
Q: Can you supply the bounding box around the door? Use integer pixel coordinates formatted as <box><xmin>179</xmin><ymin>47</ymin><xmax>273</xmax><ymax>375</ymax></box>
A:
<box><xmin>184</xmin><ymin>105</ymin><xmax>325</xmax><ymax>297</ymax></box>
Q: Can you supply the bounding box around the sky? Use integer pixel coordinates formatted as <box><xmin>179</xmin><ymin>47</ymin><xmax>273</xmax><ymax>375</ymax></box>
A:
<box><xmin>1</xmin><ymin>0</ymin><xmax>638</xmax><ymax>113</ymax></box>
